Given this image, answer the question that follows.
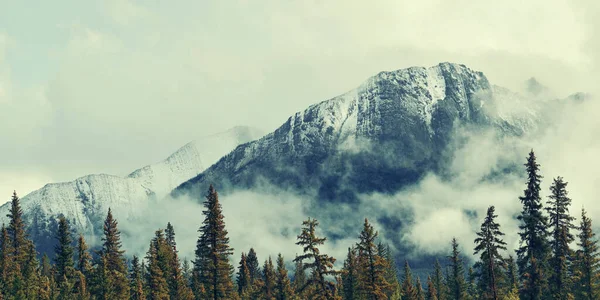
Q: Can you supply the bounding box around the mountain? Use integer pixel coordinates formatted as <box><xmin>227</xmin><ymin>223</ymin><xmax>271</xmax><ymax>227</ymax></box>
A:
<box><xmin>173</xmin><ymin>63</ymin><xmax>541</xmax><ymax>202</ymax></box>
<box><xmin>0</xmin><ymin>126</ymin><xmax>264</xmax><ymax>253</ymax></box>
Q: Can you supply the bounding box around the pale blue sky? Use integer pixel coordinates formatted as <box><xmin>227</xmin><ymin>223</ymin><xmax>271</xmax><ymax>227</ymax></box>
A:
<box><xmin>0</xmin><ymin>0</ymin><xmax>598</xmax><ymax>200</ymax></box>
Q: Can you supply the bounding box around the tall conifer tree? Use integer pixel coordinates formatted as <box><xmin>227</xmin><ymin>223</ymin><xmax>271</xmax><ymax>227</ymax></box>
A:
<box><xmin>573</xmin><ymin>208</ymin><xmax>600</xmax><ymax>300</ymax></box>
<box><xmin>275</xmin><ymin>254</ymin><xmax>294</xmax><ymax>300</ymax></box>
<box><xmin>356</xmin><ymin>219</ymin><xmax>392</xmax><ymax>299</ymax></box>
<box><xmin>447</xmin><ymin>238</ymin><xmax>466</xmax><ymax>300</ymax></box>
<box><xmin>473</xmin><ymin>206</ymin><xmax>507</xmax><ymax>300</ymax></box>
<box><xmin>192</xmin><ymin>185</ymin><xmax>235</xmax><ymax>299</ymax></box>
<box><xmin>516</xmin><ymin>150</ymin><xmax>550</xmax><ymax>300</ymax></box>
<box><xmin>402</xmin><ymin>260</ymin><xmax>418</xmax><ymax>300</ymax></box>
<box><xmin>546</xmin><ymin>177</ymin><xmax>575</xmax><ymax>299</ymax></box>
<box><xmin>293</xmin><ymin>218</ymin><xmax>340</xmax><ymax>299</ymax></box>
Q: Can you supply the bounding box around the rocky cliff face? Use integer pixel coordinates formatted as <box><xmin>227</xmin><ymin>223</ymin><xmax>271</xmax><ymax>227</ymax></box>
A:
<box><xmin>173</xmin><ymin>63</ymin><xmax>540</xmax><ymax>202</ymax></box>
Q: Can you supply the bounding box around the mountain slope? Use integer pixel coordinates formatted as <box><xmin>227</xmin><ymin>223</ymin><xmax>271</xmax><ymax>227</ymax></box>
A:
<box><xmin>0</xmin><ymin>126</ymin><xmax>264</xmax><ymax>252</ymax></box>
<box><xmin>173</xmin><ymin>63</ymin><xmax>540</xmax><ymax>202</ymax></box>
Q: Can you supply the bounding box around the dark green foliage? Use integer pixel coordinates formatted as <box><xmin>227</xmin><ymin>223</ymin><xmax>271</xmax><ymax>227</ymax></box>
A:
<box><xmin>573</xmin><ymin>209</ymin><xmax>600</xmax><ymax>300</ymax></box>
<box><xmin>192</xmin><ymin>185</ymin><xmax>235</xmax><ymax>299</ymax></box>
<box><xmin>546</xmin><ymin>177</ymin><xmax>575</xmax><ymax>299</ymax></box>
<box><xmin>416</xmin><ymin>276</ymin><xmax>425</xmax><ymax>300</ymax></box>
<box><xmin>356</xmin><ymin>218</ymin><xmax>392</xmax><ymax>299</ymax></box>
<box><xmin>432</xmin><ymin>259</ymin><xmax>447</xmax><ymax>300</ymax></box>
<box><xmin>262</xmin><ymin>257</ymin><xmax>276</xmax><ymax>299</ymax></box>
<box><xmin>342</xmin><ymin>247</ymin><xmax>359</xmax><ymax>300</ymax></box>
<box><xmin>426</xmin><ymin>276</ymin><xmax>438</xmax><ymax>300</ymax></box>
<box><xmin>293</xmin><ymin>217</ymin><xmax>340</xmax><ymax>299</ymax></box>
<box><xmin>402</xmin><ymin>260</ymin><xmax>418</xmax><ymax>300</ymax></box>
<box><xmin>247</xmin><ymin>248</ymin><xmax>260</xmax><ymax>284</ymax></box>
<box><xmin>130</xmin><ymin>255</ymin><xmax>146</xmax><ymax>300</ymax></box>
<box><xmin>473</xmin><ymin>206</ymin><xmax>507</xmax><ymax>300</ymax></box>
<box><xmin>54</xmin><ymin>216</ymin><xmax>74</xmax><ymax>280</ymax></box>
<box><xmin>293</xmin><ymin>255</ymin><xmax>306</xmax><ymax>296</ymax></box>
<box><xmin>275</xmin><ymin>254</ymin><xmax>294</xmax><ymax>300</ymax></box>
<box><xmin>237</xmin><ymin>252</ymin><xmax>251</xmax><ymax>296</ymax></box>
<box><xmin>447</xmin><ymin>238</ymin><xmax>466</xmax><ymax>300</ymax></box>
<box><xmin>516</xmin><ymin>150</ymin><xmax>550</xmax><ymax>300</ymax></box>
<box><xmin>76</xmin><ymin>234</ymin><xmax>92</xmax><ymax>275</ymax></box>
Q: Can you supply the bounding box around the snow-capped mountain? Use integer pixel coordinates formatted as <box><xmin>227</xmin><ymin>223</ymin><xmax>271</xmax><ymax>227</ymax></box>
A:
<box><xmin>173</xmin><ymin>63</ymin><xmax>543</xmax><ymax>201</ymax></box>
<box><xmin>0</xmin><ymin>126</ymin><xmax>263</xmax><ymax>252</ymax></box>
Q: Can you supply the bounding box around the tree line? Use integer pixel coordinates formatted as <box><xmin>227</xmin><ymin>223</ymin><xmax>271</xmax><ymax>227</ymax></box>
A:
<box><xmin>0</xmin><ymin>150</ymin><xmax>598</xmax><ymax>299</ymax></box>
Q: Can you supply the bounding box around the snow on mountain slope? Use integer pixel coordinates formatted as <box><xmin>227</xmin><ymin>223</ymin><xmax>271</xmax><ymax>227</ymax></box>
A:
<box><xmin>174</xmin><ymin>63</ymin><xmax>544</xmax><ymax>199</ymax></box>
<box><xmin>0</xmin><ymin>126</ymin><xmax>264</xmax><ymax>248</ymax></box>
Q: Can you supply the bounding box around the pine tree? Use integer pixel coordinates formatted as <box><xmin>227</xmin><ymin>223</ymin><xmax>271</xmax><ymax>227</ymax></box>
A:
<box><xmin>262</xmin><ymin>257</ymin><xmax>276</xmax><ymax>299</ymax></box>
<box><xmin>76</xmin><ymin>234</ymin><xmax>92</xmax><ymax>276</ymax></box>
<box><xmin>275</xmin><ymin>254</ymin><xmax>294</xmax><ymax>300</ymax></box>
<box><xmin>130</xmin><ymin>255</ymin><xmax>146</xmax><ymax>300</ymax></box>
<box><xmin>237</xmin><ymin>253</ymin><xmax>251</xmax><ymax>297</ymax></box>
<box><xmin>0</xmin><ymin>225</ymin><xmax>16</xmax><ymax>297</ymax></box>
<box><xmin>545</xmin><ymin>177</ymin><xmax>575</xmax><ymax>299</ymax></box>
<box><xmin>466</xmin><ymin>267</ymin><xmax>477</xmax><ymax>299</ymax></box>
<box><xmin>516</xmin><ymin>150</ymin><xmax>550</xmax><ymax>300</ymax></box>
<box><xmin>432</xmin><ymin>259</ymin><xmax>447</xmax><ymax>300</ymax></box>
<box><xmin>341</xmin><ymin>247</ymin><xmax>359</xmax><ymax>300</ymax></box>
<box><xmin>292</xmin><ymin>255</ymin><xmax>306</xmax><ymax>296</ymax></box>
<box><xmin>146</xmin><ymin>231</ymin><xmax>170</xmax><ymax>300</ymax></box>
<box><xmin>426</xmin><ymin>276</ymin><xmax>438</xmax><ymax>300</ymax></box>
<box><xmin>416</xmin><ymin>276</ymin><xmax>426</xmax><ymax>300</ymax></box>
<box><xmin>54</xmin><ymin>217</ymin><xmax>76</xmax><ymax>299</ymax></box>
<box><xmin>54</xmin><ymin>216</ymin><xmax>74</xmax><ymax>281</ymax></box>
<box><xmin>573</xmin><ymin>208</ymin><xmax>600</xmax><ymax>300</ymax></box>
<box><xmin>402</xmin><ymin>260</ymin><xmax>418</xmax><ymax>300</ymax></box>
<box><xmin>192</xmin><ymin>185</ymin><xmax>235</xmax><ymax>299</ymax></box>
<box><xmin>355</xmin><ymin>219</ymin><xmax>392</xmax><ymax>299</ymax></box>
<box><xmin>161</xmin><ymin>224</ymin><xmax>193</xmax><ymax>300</ymax></box>
<box><xmin>293</xmin><ymin>217</ymin><xmax>340</xmax><ymax>299</ymax></box>
<box><xmin>247</xmin><ymin>248</ymin><xmax>260</xmax><ymax>284</ymax></box>
<box><xmin>166</xmin><ymin>222</ymin><xmax>177</xmax><ymax>251</ymax></box>
<box><xmin>379</xmin><ymin>244</ymin><xmax>401</xmax><ymax>300</ymax></box>
<box><xmin>473</xmin><ymin>206</ymin><xmax>507</xmax><ymax>300</ymax></box>
<box><xmin>506</xmin><ymin>255</ymin><xmax>519</xmax><ymax>293</ymax></box>
<box><xmin>22</xmin><ymin>241</ymin><xmax>40</xmax><ymax>299</ymax></box>
<box><xmin>94</xmin><ymin>208</ymin><xmax>130</xmax><ymax>299</ymax></box>
<box><xmin>7</xmin><ymin>191</ymin><xmax>29</xmax><ymax>267</ymax></box>
<box><xmin>447</xmin><ymin>238</ymin><xmax>466</xmax><ymax>300</ymax></box>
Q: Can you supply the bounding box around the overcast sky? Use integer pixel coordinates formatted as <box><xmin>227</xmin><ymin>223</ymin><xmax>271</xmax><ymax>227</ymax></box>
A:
<box><xmin>1</xmin><ymin>0</ymin><xmax>599</xmax><ymax>201</ymax></box>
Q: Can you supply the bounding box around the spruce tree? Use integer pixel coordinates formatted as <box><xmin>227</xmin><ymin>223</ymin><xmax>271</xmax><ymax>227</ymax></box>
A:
<box><xmin>7</xmin><ymin>191</ymin><xmax>29</xmax><ymax>267</ymax></box>
<box><xmin>130</xmin><ymin>255</ymin><xmax>146</xmax><ymax>300</ymax></box>
<box><xmin>262</xmin><ymin>257</ymin><xmax>276</xmax><ymax>299</ymax></box>
<box><xmin>192</xmin><ymin>185</ymin><xmax>235</xmax><ymax>299</ymax></box>
<box><xmin>292</xmin><ymin>255</ymin><xmax>306</xmax><ymax>297</ymax></box>
<box><xmin>432</xmin><ymin>259</ymin><xmax>447</xmax><ymax>300</ymax></box>
<box><xmin>166</xmin><ymin>222</ymin><xmax>177</xmax><ymax>251</ymax></box>
<box><xmin>76</xmin><ymin>234</ymin><xmax>92</xmax><ymax>276</ymax></box>
<box><xmin>466</xmin><ymin>267</ymin><xmax>477</xmax><ymax>299</ymax></box>
<box><xmin>237</xmin><ymin>253</ymin><xmax>251</xmax><ymax>297</ymax></box>
<box><xmin>247</xmin><ymin>248</ymin><xmax>260</xmax><ymax>284</ymax></box>
<box><xmin>546</xmin><ymin>177</ymin><xmax>575</xmax><ymax>299</ymax></box>
<box><xmin>293</xmin><ymin>217</ymin><xmax>340</xmax><ymax>299</ymax></box>
<box><xmin>94</xmin><ymin>208</ymin><xmax>130</xmax><ymax>299</ymax></box>
<box><xmin>447</xmin><ymin>238</ymin><xmax>466</xmax><ymax>300</ymax></box>
<box><xmin>355</xmin><ymin>219</ymin><xmax>392</xmax><ymax>299</ymax></box>
<box><xmin>146</xmin><ymin>231</ymin><xmax>170</xmax><ymax>300</ymax></box>
<box><xmin>473</xmin><ymin>206</ymin><xmax>507</xmax><ymax>300</ymax></box>
<box><xmin>54</xmin><ymin>216</ymin><xmax>74</xmax><ymax>280</ymax></box>
<box><xmin>341</xmin><ymin>247</ymin><xmax>358</xmax><ymax>300</ymax></box>
<box><xmin>516</xmin><ymin>150</ymin><xmax>550</xmax><ymax>300</ymax></box>
<box><xmin>506</xmin><ymin>255</ymin><xmax>519</xmax><ymax>293</ymax></box>
<box><xmin>573</xmin><ymin>208</ymin><xmax>600</xmax><ymax>300</ymax></box>
<box><xmin>401</xmin><ymin>260</ymin><xmax>418</xmax><ymax>300</ymax></box>
<box><xmin>0</xmin><ymin>225</ymin><xmax>16</xmax><ymax>297</ymax></box>
<box><xmin>275</xmin><ymin>254</ymin><xmax>294</xmax><ymax>300</ymax></box>
<box><xmin>22</xmin><ymin>241</ymin><xmax>40</xmax><ymax>299</ymax></box>
<box><xmin>379</xmin><ymin>244</ymin><xmax>401</xmax><ymax>300</ymax></box>
<box><xmin>426</xmin><ymin>276</ymin><xmax>438</xmax><ymax>300</ymax></box>
<box><xmin>416</xmin><ymin>276</ymin><xmax>426</xmax><ymax>300</ymax></box>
